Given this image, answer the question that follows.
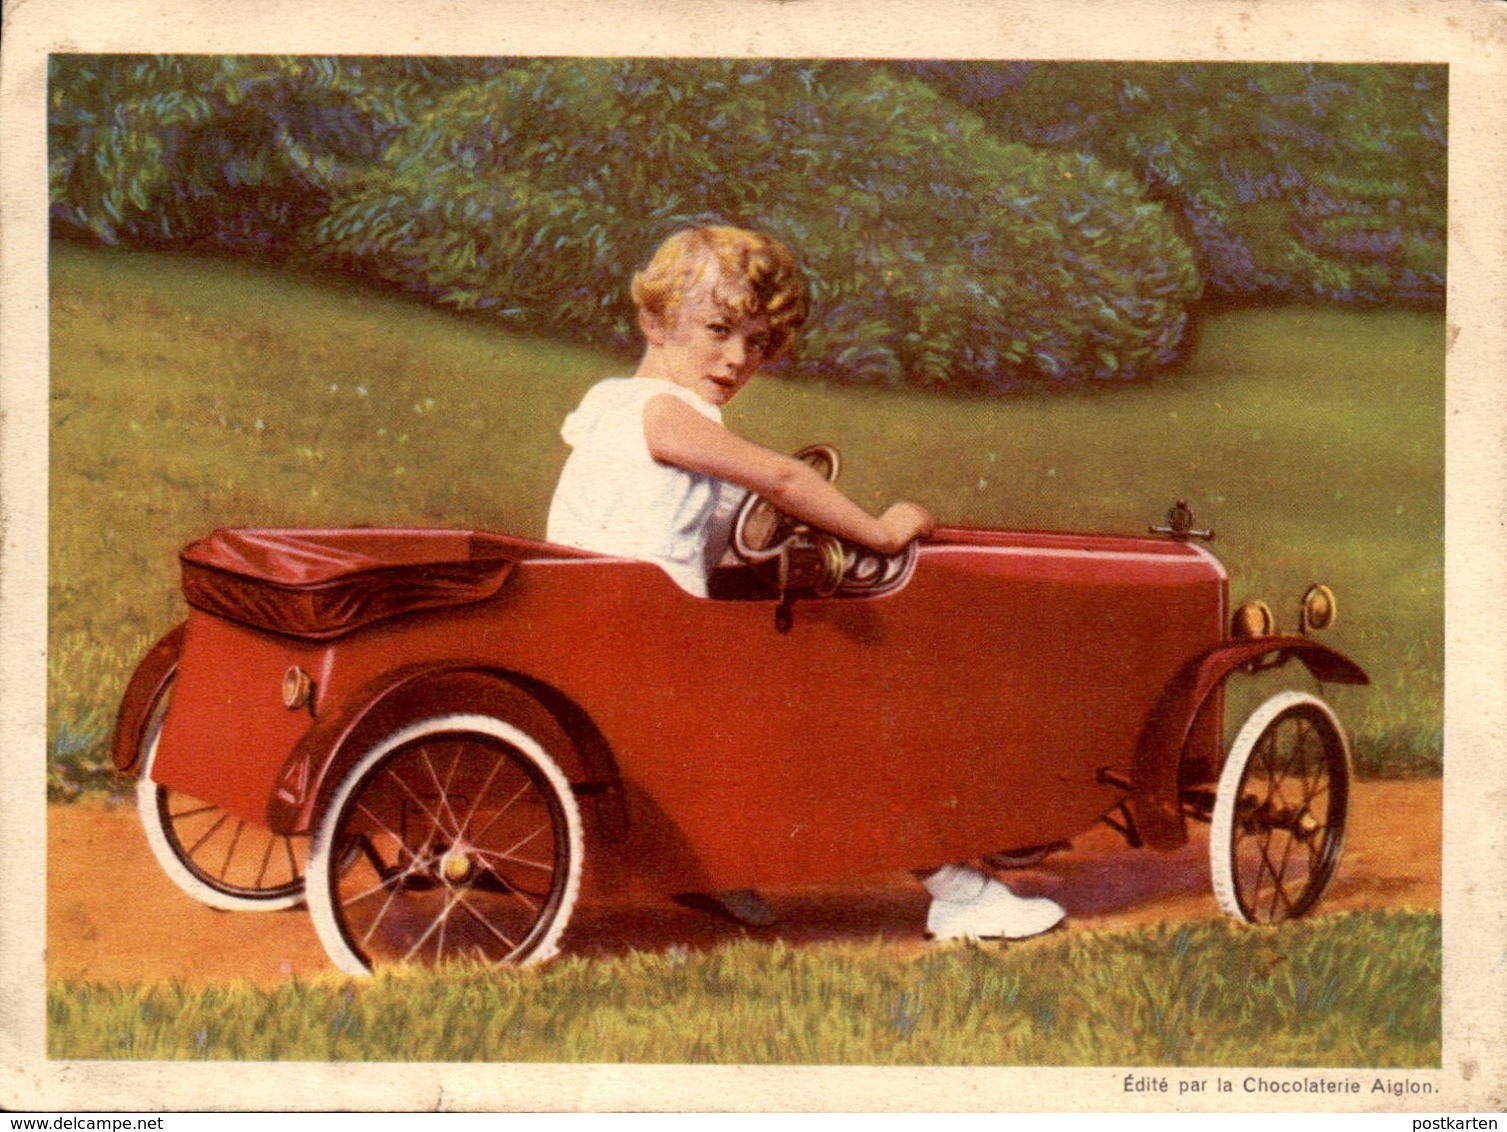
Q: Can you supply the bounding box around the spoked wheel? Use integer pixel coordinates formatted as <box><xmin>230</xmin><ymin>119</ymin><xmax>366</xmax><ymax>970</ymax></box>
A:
<box><xmin>306</xmin><ymin>714</ymin><xmax>583</xmax><ymax>976</ymax></box>
<box><xmin>136</xmin><ymin>675</ymin><xmax>306</xmax><ymax>911</ymax></box>
<box><xmin>1210</xmin><ymin>691</ymin><xmax>1351</xmax><ymax>924</ymax></box>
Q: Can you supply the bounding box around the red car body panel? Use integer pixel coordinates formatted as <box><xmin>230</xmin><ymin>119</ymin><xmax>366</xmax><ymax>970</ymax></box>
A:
<box><xmin>143</xmin><ymin>524</ymin><xmax>1248</xmax><ymax>892</ymax></box>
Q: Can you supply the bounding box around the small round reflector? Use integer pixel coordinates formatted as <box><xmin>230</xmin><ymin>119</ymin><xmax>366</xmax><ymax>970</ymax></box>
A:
<box><xmin>282</xmin><ymin>666</ymin><xmax>314</xmax><ymax>710</ymax></box>
<box><xmin>1302</xmin><ymin>584</ymin><xmax>1337</xmax><ymax>632</ymax></box>
<box><xmin>1231</xmin><ymin>601</ymin><xmax>1275</xmax><ymax>641</ymax></box>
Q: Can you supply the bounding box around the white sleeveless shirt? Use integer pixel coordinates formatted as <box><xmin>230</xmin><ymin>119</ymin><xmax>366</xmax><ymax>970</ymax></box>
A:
<box><xmin>546</xmin><ymin>378</ymin><xmax>743</xmax><ymax>597</ymax></box>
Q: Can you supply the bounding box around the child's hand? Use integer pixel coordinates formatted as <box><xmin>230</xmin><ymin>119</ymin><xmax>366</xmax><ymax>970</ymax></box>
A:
<box><xmin>877</xmin><ymin>502</ymin><xmax>936</xmax><ymax>554</ymax></box>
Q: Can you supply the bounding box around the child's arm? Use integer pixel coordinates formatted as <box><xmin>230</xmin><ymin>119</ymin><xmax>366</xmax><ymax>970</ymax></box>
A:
<box><xmin>643</xmin><ymin>394</ymin><xmax>934</xmax><ymax>555</ymax></box>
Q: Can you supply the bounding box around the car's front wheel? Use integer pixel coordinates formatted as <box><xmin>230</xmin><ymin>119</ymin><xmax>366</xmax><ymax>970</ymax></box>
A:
<box><xmin>1209</xmin><ymin>691</ymin><xmax>1351</xmax><ymax>923</ymax></box>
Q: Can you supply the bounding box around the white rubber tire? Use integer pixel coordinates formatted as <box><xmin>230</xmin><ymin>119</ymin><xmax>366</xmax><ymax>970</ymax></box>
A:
<box><xmin>136</xmin><ymin>680</ymin><xmax>305</xmax><ymax>912</ymax></box>
<box><xmin>1210</xmin><ymin>690</ymin><xmax>1351</xmax><ymax>924</ymax></box>
<box><xmin>306</xmin><ymin>713</ymin><xmax>583</xmax><ymax>976</ymax></box>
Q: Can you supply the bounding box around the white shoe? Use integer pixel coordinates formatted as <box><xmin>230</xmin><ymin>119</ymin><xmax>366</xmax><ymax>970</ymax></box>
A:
<box><xmin>926</xmin><ymin>878</ymin><xmax>1066</xmax><ymax>941</ymax></box>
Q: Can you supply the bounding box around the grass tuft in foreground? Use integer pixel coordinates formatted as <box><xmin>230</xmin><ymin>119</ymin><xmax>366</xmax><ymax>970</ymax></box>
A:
<box><xmin>49</xmin><ymin>911</ymin><xmax>1439</xmax><ymax>1065</ymax></box>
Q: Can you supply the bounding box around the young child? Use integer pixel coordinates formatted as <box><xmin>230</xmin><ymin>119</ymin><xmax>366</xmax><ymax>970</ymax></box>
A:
<box><xmin>547</xmin><ymin>225</ymin><xmax>1064</xmax><ymax>941</ymax></box>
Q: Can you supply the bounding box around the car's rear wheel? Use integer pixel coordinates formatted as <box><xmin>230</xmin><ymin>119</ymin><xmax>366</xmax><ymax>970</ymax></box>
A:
<box><xmin>1209</xmin><ymin>691</ymin><xmax>1351</xmax><ymax>923</ymax></box>
<box><xmin>137</xmin><ymin>675</ymin><xmax>306</xmax><ymax>911</ymax></box>
<box><xmin>306</xmin><ymin>714</ymin><xmax>583</xmax><ymax>975</ymax></box>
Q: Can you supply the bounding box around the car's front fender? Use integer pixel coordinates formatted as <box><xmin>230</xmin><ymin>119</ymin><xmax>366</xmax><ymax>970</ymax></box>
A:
<box><xmin>1129</xmin><ymin>636</ymin><xmax>1369</xmax><ymax>850</ymax></box>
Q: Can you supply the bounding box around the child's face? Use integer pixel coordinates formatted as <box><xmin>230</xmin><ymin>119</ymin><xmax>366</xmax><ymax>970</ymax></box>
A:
<box><xmin>642</xmin><ymin>277</ymin><xmax>772</xmax><ymax>407</ymax></box>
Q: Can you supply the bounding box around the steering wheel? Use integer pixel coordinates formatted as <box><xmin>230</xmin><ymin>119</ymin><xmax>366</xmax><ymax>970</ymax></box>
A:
<box><xmin>732</xmin><ymin>445</ymin><xmax>848</xmax><ymax>598</ymax></box>
<box><xmin>731</xmin><ymin>444</ymin><xmax>918</xmax><ymax>600</ymax></box>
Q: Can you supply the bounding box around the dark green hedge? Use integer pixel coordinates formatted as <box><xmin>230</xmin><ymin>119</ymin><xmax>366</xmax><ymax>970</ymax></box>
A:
<box><xmin>48</xmin><ymin>55</ymin><xmax>1444</xmax><ymax>391</ymax></box>
<box><xmin>311</xmin><ymin>60</ymin><xmax>1200</xmax><ymax>388</ymax></box>
<box><xmin>47</xmin><ymin>55</ymin><xmax>507</xmax><ymax>256</ymax></box>
<box><xmin>909</xmin><ymin>61</ymin><xmax>1446</xmax><ymax>305</ymax></box>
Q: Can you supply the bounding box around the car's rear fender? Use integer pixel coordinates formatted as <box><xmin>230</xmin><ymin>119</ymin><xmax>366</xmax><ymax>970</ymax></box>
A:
<box><xmin>1129</xmin><ymin>636</ymin><xmax>1369</xmax><ymax>850</ymax></box>
<box><xmin>263</xmin><ymin>664</ymin><xmax>625</xmax><ymax>839</ymax></box>
<box><xmin>110</xmin><ymin>622</ymin><xmax>186</xmax><ymax>774</ymax></box>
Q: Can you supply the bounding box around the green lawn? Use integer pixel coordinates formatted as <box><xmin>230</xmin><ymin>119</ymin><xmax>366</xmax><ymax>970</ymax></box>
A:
<box><xmin>48</xmin><ymin>911</ymin><xmax>1439</xmax><ymax>1065</ymax></box>
<box><xmin>44</xmin><ymin>244</ymin><xmax>1444</xmax><ymax>1069</ymax></box>
<box><xmin>48</xmin><ymin>243</ymin><xmax>1443</xmax><ymax>793</ymax></box>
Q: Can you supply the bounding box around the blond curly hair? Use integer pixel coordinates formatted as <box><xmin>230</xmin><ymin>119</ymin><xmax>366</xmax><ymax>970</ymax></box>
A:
<box><xmin>631</xmin><ymin>226</ymin><xmax>809</xmax><ymax>359</ymax></box>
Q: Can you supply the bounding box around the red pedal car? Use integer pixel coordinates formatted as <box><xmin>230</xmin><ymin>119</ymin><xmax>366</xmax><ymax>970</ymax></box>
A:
<box><xmin>113</xmin><ymin>450</ymin><xmax>1366</xmax><ymax>975</ymax></box>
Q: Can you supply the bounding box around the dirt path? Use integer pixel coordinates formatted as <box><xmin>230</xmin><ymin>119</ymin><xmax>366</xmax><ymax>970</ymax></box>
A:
<box><xmin>47</xmin><ymin>779</ymin><xmax>1440</xmax><ymax>986</ymax></box>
